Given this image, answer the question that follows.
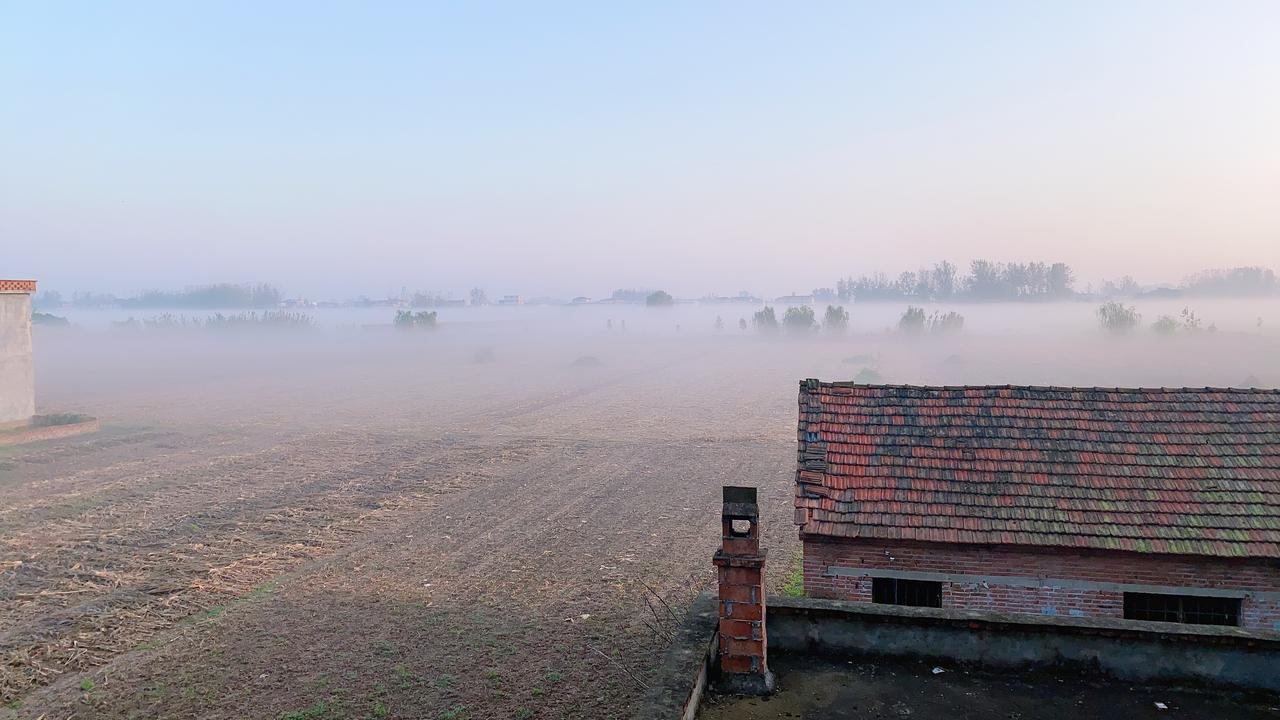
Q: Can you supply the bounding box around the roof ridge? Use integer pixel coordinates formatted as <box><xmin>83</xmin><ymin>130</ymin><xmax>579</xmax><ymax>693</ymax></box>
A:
<box><xmin>808</xmin><ymin>380</ymin><xmax>1280</xmax><ymax>394</ymax></box>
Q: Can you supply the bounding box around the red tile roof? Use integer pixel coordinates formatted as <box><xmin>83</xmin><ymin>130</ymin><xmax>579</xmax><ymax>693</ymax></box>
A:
<box><xmin>795</xmin><ymin>380</ymin><xmax>1280</xmax><ymax>559</ymax></box>
<box><xmin>0</xmin><ymin>280</ymin><xmax>37</xmax><ymax>294</ymax></box>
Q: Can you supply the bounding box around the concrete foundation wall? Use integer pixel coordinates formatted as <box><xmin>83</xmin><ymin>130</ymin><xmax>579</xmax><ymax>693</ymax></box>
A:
<box><xmin>0</xmin><ymin>293</ymin><xmax>35</xmax><ymax>426</ymax></box>
<box><xmin>768</xmin><ymin>597</ymin><xmax>1280</xmax><ymax>694</ymax></box>
<box><xmin>804</xmin><ymin>537</ymin><xmax>1280</xmax><ymax>631</ymax></box>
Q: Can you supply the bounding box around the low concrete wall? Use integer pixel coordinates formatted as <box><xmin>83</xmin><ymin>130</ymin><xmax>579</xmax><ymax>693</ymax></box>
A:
<box><xmin>768</xmin><ymin>596</ymin><xmax>1280</xmax><ymax>694</ymax></box>
<box><xmin>640</xmin><ymin>592</ymin><xmax>719</xmax><ymax>720</ymax></box>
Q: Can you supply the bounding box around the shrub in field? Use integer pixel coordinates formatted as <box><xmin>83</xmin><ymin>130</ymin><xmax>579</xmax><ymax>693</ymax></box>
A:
<box><xmin>753</xmin><ymin>306</ymin><xmax>778</xmax><ymax>332</ymax></box>
<box><xmin>31</xmin><ymin>413</ymin><xmax>93</xmax><ymax>427</ymax></box>
<box><xmin>783</xmin><ymin>306</ymin><xmax>816</xmax><ymax>332</ymax></box>
<box><xmin>395</xmin><ymin>310</ymin><xmax>438</xmax><ymax>328</ymax></box>
<box><xmin>1097</xmin><ymin>302</ymin><xmax>1141</xmax><ymax>333</ymax></box>
<box><xmin>738</xmin><ymin>318</ymin><xmax>747</xmax><ymax>330</ymax></box>
<box><xmin>209</xmin><ymin>311</ymin><xmax>312</xmax><ymax>329</ymax></box>
<box><xmin>1180</xmin><ymin>307</ymin><xmax>1204</xmax><ymax>332</ymax></box>
<box><xmin>1152</xmin><ymin>315</ymin><xmax>1178</xmax><ymax>335</ymax></box>
<box><xmin>32</xmin><ymin>312</ymin><xmax>70</xmax><ymax>326</ymax></box>
<box><xmin>927</xmin><ymin>311</ymin><xmax>965</xmax><ymax>334</ymax></box>
<box><xmin>824</xmin><ymin>305</ymin><xmax>849</xmax><ymax>333</ymax></box>
<box><xmin>898</xmin><ymin>306</ymin><xmax>926</xmax><ymax>333</ymax></box>
<box><xmin>113</xmin><ymin>312</ymin><xmax>314</xmax><ymax>332</ymax></box>
<box><xmin>645</xmin><ymin>290</ymin><xmax>674</xmax><ymax>306</ymax></box>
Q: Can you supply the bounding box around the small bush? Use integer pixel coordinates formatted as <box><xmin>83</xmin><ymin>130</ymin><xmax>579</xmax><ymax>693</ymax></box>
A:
<box><xmin>1097</xmin><ymin>302</ymin><xmax>1140</xmax><ymax>333</ymax></box>
<box><xmin>782</xmin><ymin>306</ymin><xmax>816</xmax><ymax>332</ymax></box>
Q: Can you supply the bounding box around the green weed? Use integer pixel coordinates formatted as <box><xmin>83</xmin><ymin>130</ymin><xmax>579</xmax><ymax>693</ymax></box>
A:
<box><xmin>282</xmin><ymin>699</ymin><xmax>328</xmax><ymax>720</ymax></box>
<box><xmin>782</xmin><ymin>552</ymin><xmax>805</xmax><ymax>598</ymax></box>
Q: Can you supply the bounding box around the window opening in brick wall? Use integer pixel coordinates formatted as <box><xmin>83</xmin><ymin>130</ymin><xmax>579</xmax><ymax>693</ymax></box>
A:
<box><xmin>871</xmin><ymin>577</ymin><xmax>942</xmax><ymax>608</ymax></box>
<box><xmin>729</xmin><ymin>519</ymin><xmax>752</xmax><ymax>536</ymax></box>
<box><xmin>1122</xmin><ymin>592</ymin><xmax>1240</xmax><ymax>626</ymax></box>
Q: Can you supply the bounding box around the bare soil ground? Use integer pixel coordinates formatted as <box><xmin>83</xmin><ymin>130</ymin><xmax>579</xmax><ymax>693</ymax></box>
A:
<box><xmin>3</xmin><ymin>326</ymin><xmax>1277</xmax><ymax>719</ymax></box>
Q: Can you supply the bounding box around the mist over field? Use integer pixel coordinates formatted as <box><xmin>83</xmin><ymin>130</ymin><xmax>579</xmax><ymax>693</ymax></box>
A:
<box><xmin>31</xmin><ymin>296</ymin><xmax>1280</xmax><ymax>434</ymax></box>
<box><xmin>5</xmin><ymin>1</ymin><xmax>1280</xmax><ymax>718</ymax></box>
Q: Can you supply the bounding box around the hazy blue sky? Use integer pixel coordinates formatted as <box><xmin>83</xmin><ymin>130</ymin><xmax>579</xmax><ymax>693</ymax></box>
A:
<box><xmin>3</xmin><ymin>1</ymin><xmax>1278</xmax><ymax>299</ymax></box>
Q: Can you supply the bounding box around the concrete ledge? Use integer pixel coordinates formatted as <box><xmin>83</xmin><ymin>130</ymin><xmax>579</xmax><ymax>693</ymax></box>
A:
<box><xmin>0</xmin><ymin>416</ymin><xmax>100</xmax><ymax>446</ymax></box>
<box><xmin>767</xmin><ymin>596</ymin><xmax>1280</xmax><ymax>693</ymax></box>
<box><xmin>639</xmin><ymin>591</ymin><xmax>719</xmax><ymax>720</ymax></box>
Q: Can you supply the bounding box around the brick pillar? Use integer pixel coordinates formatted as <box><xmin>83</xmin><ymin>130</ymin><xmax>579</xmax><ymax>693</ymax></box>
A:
<box><xmin>713</xmin><ymin>486</ymin><xmax>775</xmax><ymax>695</ymax></box>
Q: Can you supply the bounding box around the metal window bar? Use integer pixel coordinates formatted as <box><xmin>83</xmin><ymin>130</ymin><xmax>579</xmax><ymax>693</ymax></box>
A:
<box><xmin>872</xmin><ymin>578</ymin><xmax>942</xmax><ymax>608</ymax></box>
<box><xmin>1123</xmin><ymin>592</ymin><xmax>1240</xmax><ymax>627</ymax></box>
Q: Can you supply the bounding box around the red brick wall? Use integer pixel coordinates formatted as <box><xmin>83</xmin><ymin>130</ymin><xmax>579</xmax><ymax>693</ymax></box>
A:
<box><xmin>803</xmin><ymin>537</ymin><xmax>1280</xmax><ymax>632</ymax></box>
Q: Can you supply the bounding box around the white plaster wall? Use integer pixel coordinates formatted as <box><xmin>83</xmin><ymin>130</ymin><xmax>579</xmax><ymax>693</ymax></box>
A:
<box><xmin>0</xmin><ymin>293</ymin><xmax>35</xmax><ymax>426</ymax></box>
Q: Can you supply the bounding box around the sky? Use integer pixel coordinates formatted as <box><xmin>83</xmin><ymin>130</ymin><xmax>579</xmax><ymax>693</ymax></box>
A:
<box><xmin>3</xmin><ymin>1</ymin><xmax>1279</xmax><ymax>300</ymax></box>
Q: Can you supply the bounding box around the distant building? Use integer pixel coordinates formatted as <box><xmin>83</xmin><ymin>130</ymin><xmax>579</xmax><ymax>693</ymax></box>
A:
<box><xmin>774</xmin><ymin>294</ymin><xmax>813</xmax><ymax>304</ymax></box>
<box><xmin>498</xmin><ymin>295</ymin><xmax>522</xmax><ymax>305</ymax></box>
<box><xmin>0</xmin><ymin>280</ymin><xmax>37</xmax><ymax>428</ymax></box>
<box><xmin>571</xmin><ymin>296</ymin><xmax>592</xmax><ymax>304</ymax></box>
<box><xmin>795</xmin><ymin>381</ymin><xmax>1280</xmax><ymax>630</ymax></box>
<box><xmin>700</xmin><ymin>292</ymin><xmax>762</xmax><ymax>305</ymax></box>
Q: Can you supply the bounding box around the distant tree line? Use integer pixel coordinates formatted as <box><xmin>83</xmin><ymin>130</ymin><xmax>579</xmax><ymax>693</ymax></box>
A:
<box><xmin>835</xmin><ymin>261</ymin><xmax>1073</xmax><ymax>302</ymax></box>
<box><xmin>120</xmin><ymin>283</ymin><xmax>281</xmax><ymax>309</ymax></box>
<box><xmin>1180</xmin><ymin>267</ymin><xmax>1278</xmax><ymax>296</ymax></box>
<box><xmin>611</xmin><ymin>288</ymin><xmax>651</xmax><ymax>303</ymax></box>
<box><xmin>33</xmin><ymin>284</ymin><xmax>284</xmax><ymax>309</ymax></box>
<box><xmin>1096</xmin><ymin>266</ymin><xmax>1279</xmax><ymax>299</ymax></box>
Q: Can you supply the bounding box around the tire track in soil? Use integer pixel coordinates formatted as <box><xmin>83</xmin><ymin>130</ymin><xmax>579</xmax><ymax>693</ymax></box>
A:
<box><xmin>13</xmin><ymin>434</ymin><xmax>792</xmax><ymax>720</ymax></box>
<box><xmin>0</xmin><ymin>358</ymin><xmax>699</xmax><ymax>708</ymax></box>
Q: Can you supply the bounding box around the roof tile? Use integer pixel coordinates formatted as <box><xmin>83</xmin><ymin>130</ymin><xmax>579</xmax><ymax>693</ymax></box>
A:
<box><xmin>794</xmin><ymin>381</ymin><xmax>1280</xmax><ymax>559</ymax></box>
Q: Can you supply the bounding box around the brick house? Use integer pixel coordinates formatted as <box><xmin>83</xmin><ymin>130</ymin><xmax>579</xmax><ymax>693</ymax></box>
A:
<box><xmin>794</xmin><ymin>380</ymin><xmax>1280</xmax><ymax>632</ymax></box>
